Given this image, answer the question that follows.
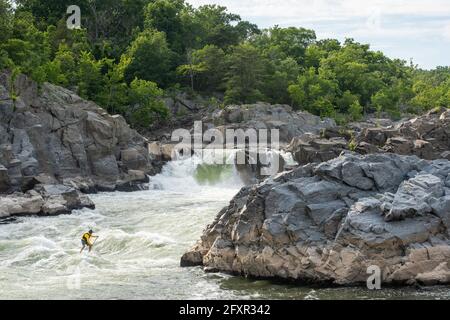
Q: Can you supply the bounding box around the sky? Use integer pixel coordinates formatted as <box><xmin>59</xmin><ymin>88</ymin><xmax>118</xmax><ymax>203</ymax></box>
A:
<box><xmin>187</xmin><ymin>0</ymin><xmax>450</xmax><ymax>69</ymax></box>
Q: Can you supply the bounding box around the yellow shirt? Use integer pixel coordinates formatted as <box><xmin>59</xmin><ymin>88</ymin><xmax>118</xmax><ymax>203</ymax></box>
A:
<box><xmin>82</xmin><ymin>233</ymin><xmax>91</xmax><ymax>242</ymax></box>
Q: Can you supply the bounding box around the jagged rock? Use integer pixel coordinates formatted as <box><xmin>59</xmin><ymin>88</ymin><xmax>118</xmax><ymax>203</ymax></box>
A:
<box><xmin>383</xmin><ymin>174</ymin><xmax>444</xmax><ymax>221</ymax></box>
<box><xmin>206</xmin><ymin>103</ymin><xmax>336</xmax><ymax>144</ymax></box>
<box><xmin>181</xmin><ymin>153</ymin><xmax>450</xmax><ymax>286</ymax></box>
<box><xmin>0</xmin><ymin>184</ymin><xmax>94</xmax><ymax>218</ymax></box>
<box><xmin>148</xmin><ymin>141</ymin><xmax>177</xmax><ymax>161</ymax></box>
<box><xmin>287</xmin><ymin>136</ymin><xmax>348</xmax><ymax>165</ymax></box>
<box><xmin>356</xmin><ymin>108</ymin><xmax>450</xmax><ymax>160</ymax></box>
<box><xmin>286</xmin><ymin>108</ymin><xmax>450</xmax><ymax>167</ymax></box>
<box><xmin>0</xmin><ymin>72</ymin><xmax>153</xmax><ymax>193</ymax></box>
<box><xmin>234</xmin><ymin>149</ymin><xmax>286</xmax><ymax>185</ymax></box>
<box><xmin>0</xmin><ymin>165</ymin><xmax>10</xmax><ymax>193</ymax></box>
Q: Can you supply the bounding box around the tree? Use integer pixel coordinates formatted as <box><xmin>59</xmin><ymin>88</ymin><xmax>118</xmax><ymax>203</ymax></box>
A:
<box><xmin>288</xmin><ymin>67</ymin><xmax>338</xmax><ymax>117</ymax></box>
<box><xmin>410</xmin><ymin>78</ymin><xmax>450</xmax><ymax>111</ymax></box>
<box><xmin>95</xmin><ymin>58</ymin><xmax>129</xmax><ymax>114</ymax></box>
<box><xmin>144</xmin><ymin>0</ymin><xmax>189</xmax><ymax>54</ymax></box>
<box><xmin>176</xmin><ymin>50</ymin><xmax>206</xmax><ymax>91</ymax></box>
<box><xmin>122</xmin><ymin>29</ymin><xmax>174</xmax><ymax>87</ymax></box>
<box><xmin>0</xmin><ymin>0</ymin><xmax>12</xmax><ymax>43</ymax></box>
<box><xmin>262</xmin><ymin>57</ymin><xmax>300</xmax><ymax>104</ymax></box>
<box><xmin>336</xmin><ymin>90</ymin><xmax>359</xmax><ymax>113</ymax></box>
<box><xmin>3</xmin><ymin>0</ymin><xmax>450</xmax><ymax>128</ymax></box>
<box><xmin>348</xmin><ymin>100</ymin><xmax>363</xmax><ymax>121</ymax></box>
<box><xmin>17</xmin><ymin>0</ymin><xmax>146</xmax><ymax>57</ymax></box>
<box><xmin>224</xmin><ymin>43</ymin><xmax>265</xmax><ymax>104</ymax></box>
<box><xmin>128</xmin><ymin>78</ymin><xmax>169</xmax><ymax>128</ymax></box>
<box><xmin>319</xmin><ymin>40</ymin><xmax>386</xmax><ymax>106</ymax></box>
<box><xmin>45</xmin><ymin>20</ymin><xmax>91</xmax><ymax>58</ymax></box>
<box><xmin>15</xmin><ymin>0</ymin><xmax>84</xmax><ymax>29</ymax></box>
<box><xmin>192</xmin><ymin>4</ymin><xmax>256</xmax><ymax>49</ymax></box>
<box><xmin>76</xmin><ymin>51</ymin><xmax>103</xmax><ymax>100</ymax></box>
<box><xmin>184</xmin><ymin>45</ymin><xmax>226</xmax><ymax>93</ymax></box>
<box><xmin>253</xmin><ymin>26</ymin><xmax>316</xmax><ymax>65</ymax></box>
<box><xmin>1</xmin><ymin>11</ymin><xmax>50</xmax><ymax>75</ymax></box>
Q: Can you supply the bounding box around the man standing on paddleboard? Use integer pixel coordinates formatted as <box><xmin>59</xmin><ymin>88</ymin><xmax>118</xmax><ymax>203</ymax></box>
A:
<box><xmin>80</xmin><ymin>230</ymin><xmax>99</xmax><ymax>253</ymax></box>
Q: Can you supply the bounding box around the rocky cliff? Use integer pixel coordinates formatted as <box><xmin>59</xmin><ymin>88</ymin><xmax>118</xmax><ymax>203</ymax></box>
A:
<box><xmin>181</xmin><ymin>152</ymin><xmax>450</xmax><ymax>286</ymax></box>
<box><xmin>0</xmin><ymin>72</ymin><xmax>154</xmax><ymax>217</ymax></box>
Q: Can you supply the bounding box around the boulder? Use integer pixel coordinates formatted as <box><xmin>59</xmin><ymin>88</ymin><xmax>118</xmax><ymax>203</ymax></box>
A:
<box><xmin>356</xmin><ymin>108</ymin><xmax>450</xmax><ymax>160</ymax></box>
<box><xmin>285</xmin><ymin>108</ymin><xmax>450</xmax><ymax>168</ymax></box>
<box><xmin>206</xmin><ymin>103</ymin><xmax>336</xmax><ymax>144</ymax></box>
<box><xmin>0</xmin><ymin>72</ymin><xmax>154</xmax><ymax>193</ymax></box>
<box><xmin>0</xmin><ymin>185</ymin><xmax>95</xmax><ymax>218</ymax></box>
<box><xmin>181</xmin><ymin>153</ymin><xmax>450</xmax><ymax>286</ymax></box>
<box><xmin>287</xmin><ymin>136</ymin><xmax>348</xmax><ymax>165</ymax></box>
<box><xmin>234</xmin><ymin>149</ymin><xmax>286</xmax><ymax>185</ymax></box>
<box><xmin>0</xmin><ymin>165</ymin><xmax>11</xmax><ymax>193</ymax></box>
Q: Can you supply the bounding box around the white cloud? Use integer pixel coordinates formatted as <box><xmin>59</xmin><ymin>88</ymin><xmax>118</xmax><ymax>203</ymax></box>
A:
<box><xmin>444</xmin><ymin>23</ymin><xmax>450</xmax><ymax>41</ymax></box>
<box><xmin>186</xmin><ymin>0</ymin><xmax>450</xmax><ymax>68</ymax></box>
<box><xmin>188</xmin><ymin>0</ymin><xmax>450</xmax><ymax>20</ymax></box>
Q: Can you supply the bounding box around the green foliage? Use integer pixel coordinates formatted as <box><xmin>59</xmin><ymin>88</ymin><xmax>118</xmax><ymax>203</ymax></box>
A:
<box><xmin>337</xmin><ymin>90</ymin><xmax>359</xmax><ymax>113</ymax></box>
<box><xmin>123</xmin><ymin>29</ymin><xmax>174</xmax><ymax>86</ymax></box>
<box><xmin>191</xmin><ymin>5</ymin><xmax>257</xmax><ymax>49</ymax></box>
<box><xmin>1</xmin><ymin>1</ymin><xmax>449</xmax><ymax>131</ymax></box>
<box><xmin>186</xmin><ymin>45</ymin><xmax>226</xmax><ymax>93</ymax></box>
<box><xmin>76</xmin><ymin>51</ymin><xmax>103</xmax><ymax>100</ymax></box>
<box><xmin>253</xmin><ymin>26</ymin><xmax>316</xmax><ymax>64</ymax></box>
<box><xmin>410</xmin><ymin>70</ymin><xmax>450</xmax><ymax>111</ymax></box>
<box><xmin>348</xmin><ymin>100</ymin><xmax>363</xmax><ymax>121</ymax></box>
<box><xmin>0</xmin><ymin>0</ymin><xmax>13</xmax><ymax>43</ymax></box>
<box><xmin>1</xmin><ymin>11</ymin><xmax>50</xmax><ymax>75</ymax></box>
<box><xmin>144</xmin><ymin>0</ymin><xmax>188</xmax><ymax>53</ymax></box>
<box><xmin>128</xmin><ymin>78</ymin><xmax>169</xmax><ymax>128</ymax></box>
<box><xmin>224</xmin><ymin>43</ymin><xmax>265</xmax><ymax>104</ymax></box>
<box><xmin>348</xmin><ymin>139</ymin><xmax>357</xmax><ymax>151</ymax></box>
<box><xmin>95</xmin><ymin>58</ymin><xmax>129</xmax><ymax>114</ymax></box>
<box><xmin>288</xmin><ymin>67</ymin><xmax>338</xmax><ymax>117</ymax></box>
<box><xmin>176</xmin><ymin>49</ymin><xmax>207</xmax><ymax>91</ymax></box>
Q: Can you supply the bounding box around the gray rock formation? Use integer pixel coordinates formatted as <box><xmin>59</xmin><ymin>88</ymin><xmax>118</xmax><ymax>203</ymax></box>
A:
<box><xmin>0</xmin><ymin>184</ymin><xmax>94</xmax><ymax>218</ymax></box>
<box><xmin>287</xmin><ymin>135</ymin><xmax>349</xmax><ymax>165</ymax></box>
<box><xmin>0</xmin><ymin>72</ymin><xmax>154</xmax><ymax>193</ymax></box>
<box><xmin>206</xmin><ymin>103</ymin><xmax>336</xmax><ymax>144</ymax></box>
<box><xmin>286</xmin><ymin>108</ymin><xmax>450</xmax><ymax>166</ymax></box>
<box><xmin>181</xmin><ymin>152</ymin><xmax>450</xmax><ymax>286</ymax></box>
<box><xmin>356</xmin><ymin>108</ymin><xmax>450</xmax><ymax>160</ymax></box>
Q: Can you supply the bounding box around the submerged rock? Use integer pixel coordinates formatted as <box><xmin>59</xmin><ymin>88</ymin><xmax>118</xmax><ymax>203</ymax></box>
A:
<box><xmin>181</xmin><ymin>152</ymin><xmax>450</xmax><ymax>286</ymax></box>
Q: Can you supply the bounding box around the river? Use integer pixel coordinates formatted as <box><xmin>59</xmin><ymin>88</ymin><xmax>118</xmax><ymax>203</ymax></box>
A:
<box><xmin>0</xmin><ymin>155</ymin><xmax>449</xmax><ymax>300</ymax></box>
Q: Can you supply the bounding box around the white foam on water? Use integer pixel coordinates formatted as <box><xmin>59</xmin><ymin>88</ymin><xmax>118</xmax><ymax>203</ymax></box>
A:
<box><xmin>0</xmin><ymin>152</ymin><xmax>246</xmax><ymax>299</ymax></box>
<box><xmin>1</xmin><ymin>149</ymin><xmax>445</xmax><ymax>299</ymax></box>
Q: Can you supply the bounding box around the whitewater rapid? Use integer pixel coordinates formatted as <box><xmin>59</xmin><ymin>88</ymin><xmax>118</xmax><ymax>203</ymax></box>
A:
<box><xmin>0</xmin><ymin>154</ymin><xmax>245</xmax><ymax>299</ymax></box>
<box><xmin>0</xmin><ymin>154</ymin><xmax>448</xmax><ymax>299</ymax></box>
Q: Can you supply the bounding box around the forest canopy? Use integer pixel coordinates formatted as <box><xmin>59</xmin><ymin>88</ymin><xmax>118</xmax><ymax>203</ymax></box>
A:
<box><xmin>1</xmin><ymin>0</ymin><xmax>449</xmax><ymax>128</ymax></box>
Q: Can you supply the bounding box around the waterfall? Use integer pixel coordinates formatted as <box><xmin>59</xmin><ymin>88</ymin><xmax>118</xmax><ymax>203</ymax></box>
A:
<box><xmin>148</xmin><ymin>148</ymin><xmax>298</xmax><ymax>191</ymax></box>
